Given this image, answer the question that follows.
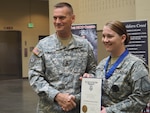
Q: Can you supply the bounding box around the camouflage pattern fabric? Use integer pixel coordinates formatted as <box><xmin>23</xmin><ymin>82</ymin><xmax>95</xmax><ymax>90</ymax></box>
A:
<box><xmin>28</xmin><ymin>33</ymin><xmax>97</xmax><ymax>113</ymax></box>
<box><xmin>96</xmin><ymin>53</ymin><xmax>150</xmax><ymax>113</ymax></box>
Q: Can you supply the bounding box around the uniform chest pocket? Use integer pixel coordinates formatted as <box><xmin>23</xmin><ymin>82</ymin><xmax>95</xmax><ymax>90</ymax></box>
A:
<box><xmin>71</xmin><ymin>49</ymin><xmax>88</xmax><ymax>73</ymax></box>
<box><xmin>43</xmin><ymin>51</ymin><xmax>65</xmax><ymax>78</ymax></box>
<box><xmin>109</xmin><ymin>77</ymin><xmax>132</xmax><ymax>101</ymax></box>
<box><xmin>44</xmin><ymin>51</ymin><xmax>63</xmax><ymax>66</ymax></box>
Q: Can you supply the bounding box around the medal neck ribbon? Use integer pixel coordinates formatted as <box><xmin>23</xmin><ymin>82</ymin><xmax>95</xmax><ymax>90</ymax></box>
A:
<box><xmin>104</xmin><ymin>49</ymin><xmax>129</xmax><ymax>79</ymax></box>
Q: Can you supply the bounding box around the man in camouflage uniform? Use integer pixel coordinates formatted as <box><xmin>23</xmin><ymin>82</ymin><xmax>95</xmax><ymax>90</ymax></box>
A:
<box><xmin>28</xmin><ymin>2</ymin><xmax>97</xmax><ymax>113</ymax></box>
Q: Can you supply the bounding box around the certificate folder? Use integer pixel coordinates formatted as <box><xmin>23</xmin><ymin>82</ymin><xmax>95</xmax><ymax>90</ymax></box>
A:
<box><xmin>80</xmin><ymin>78</ymin><xmax>102</xmax><ymax>113</ymax></box>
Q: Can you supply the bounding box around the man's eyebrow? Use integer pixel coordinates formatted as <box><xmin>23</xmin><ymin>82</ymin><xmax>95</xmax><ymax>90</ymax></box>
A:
<box><xmin>53</xmin><ymin>16</ymin><xmax>65</xmax><ymax>17</ymax></box>
<box><xmin>53</xmin><ymin>16</ymin><xmax>66</xmax><ymax>18</ymax></box>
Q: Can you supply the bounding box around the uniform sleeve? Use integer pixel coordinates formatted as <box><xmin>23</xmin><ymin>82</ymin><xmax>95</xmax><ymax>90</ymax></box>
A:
<box><xmin>28</xmin><ymin>46</ymin><xmax>59</xmax><ymax>102</ymax></box>
<box><xmin>85</xmin><ymin>42</ymin><xmax>97</xmax><ymax>75</ymax></box>
<box><xmin>106</xmin><ymin>61</ymin><xmax>150</xmax><ymax>113</ymax></box>
<box><xmin>74</xmin><ymin>40</ymin><xmax>97</xmax><ymax>104</ymax></box>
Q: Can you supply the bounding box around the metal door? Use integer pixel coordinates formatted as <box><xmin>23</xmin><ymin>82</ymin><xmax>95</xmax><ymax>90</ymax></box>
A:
<box><xmin>0</xmin><ymin>31</ymin><xmax>22</xmax><ymax>80</ymax></box>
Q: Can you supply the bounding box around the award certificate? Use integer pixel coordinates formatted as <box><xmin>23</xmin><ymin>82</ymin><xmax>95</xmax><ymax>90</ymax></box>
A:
<box><xmin>80</xmin><ymin>78</ymin><xmax>102</xmax><ymax>113</ymax></box>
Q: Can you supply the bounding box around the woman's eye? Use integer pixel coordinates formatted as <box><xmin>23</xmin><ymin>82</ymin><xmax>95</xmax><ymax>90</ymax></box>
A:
<box><xmin>102</xmin><ymin>34</ymin><xmax>113</xmax><ymax>39</ymax></box>
<box><xmin>102</xmin><ymin>35</ymin><xmax>105</xmax><ymax>38</ymax></box>
<box><xmin>107</xmin><ymin>35</ymin><xmax>114</xmax><ymax>38</ymax></box>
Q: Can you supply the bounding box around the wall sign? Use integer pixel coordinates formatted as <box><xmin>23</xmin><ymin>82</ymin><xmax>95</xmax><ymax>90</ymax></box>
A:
<box><xmin>71</xmin><ymin>24</ymin><xmax>98</xmax><ymax>61</ymax></box>
<box><xmin>123</xmin><ymin>20</ymin><xmax>148</xmax><ymax>64</ymax></box>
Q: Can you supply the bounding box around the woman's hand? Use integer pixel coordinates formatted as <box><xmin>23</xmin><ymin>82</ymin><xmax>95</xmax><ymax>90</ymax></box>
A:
<box><xmin>101</xmin><ymin>106</ymin><xmax>107</xmax><ymax>113</ymax></box>
<box><xmin>79</xmin><ymin>73</ymin><xmax>92</xmax><ymax>80</ymax></box>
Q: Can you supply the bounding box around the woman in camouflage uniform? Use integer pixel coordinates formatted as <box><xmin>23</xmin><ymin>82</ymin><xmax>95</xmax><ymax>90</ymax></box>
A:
<box><xmin>97</xmin><ymin>20</ymin><xmax>150</xmax><ymax>113</ymax></box>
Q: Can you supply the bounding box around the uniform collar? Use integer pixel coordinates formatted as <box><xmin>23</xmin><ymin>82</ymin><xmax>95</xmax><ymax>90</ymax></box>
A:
<box><xmin>54</xmin><ymin>33</ymin><xmax>84</xmax><ymax>50</ymax></box>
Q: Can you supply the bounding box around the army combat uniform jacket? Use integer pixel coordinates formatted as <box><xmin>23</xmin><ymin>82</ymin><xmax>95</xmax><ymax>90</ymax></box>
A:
<box><xmin>28</xmin><ymin>33</ymin><xmax>97</xmax><ymax>113</ymax></box>
<box><xmin>96</xmin><ymin>53</ymin><xmax>150</xmax><ymax>113</ymax></box>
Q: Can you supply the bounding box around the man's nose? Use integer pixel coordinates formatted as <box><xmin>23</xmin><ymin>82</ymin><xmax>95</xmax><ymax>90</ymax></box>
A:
<box><xmin>55</xmin><ymin>18</ymin><xmax>61</xmax><ymax>23</ymax></box>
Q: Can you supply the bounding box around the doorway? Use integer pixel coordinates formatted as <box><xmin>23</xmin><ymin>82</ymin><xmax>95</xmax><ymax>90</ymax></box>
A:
<box><xmin>0</xmin><ymin>31</ymin><xmax>22</xmax><ymax>80</ymax></box>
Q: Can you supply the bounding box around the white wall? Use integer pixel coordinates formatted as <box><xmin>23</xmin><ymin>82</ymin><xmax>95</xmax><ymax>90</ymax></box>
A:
<box><xmin>135</xmin><ymin>0</ymin><xmax>150</xmax><ymax>65</ymax></box>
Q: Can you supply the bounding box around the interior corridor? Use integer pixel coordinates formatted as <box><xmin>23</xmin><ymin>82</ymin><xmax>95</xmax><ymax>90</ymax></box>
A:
<box><xmin>0</xmin><ymin>79</ymin><xmax>38</xmax><ymax>113</ymax></box>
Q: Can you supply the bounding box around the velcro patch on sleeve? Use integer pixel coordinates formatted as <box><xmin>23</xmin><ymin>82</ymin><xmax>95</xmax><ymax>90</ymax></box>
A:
<box><xmin>32</xmin><ymin>47</ymin><xmax>40</xmax><ymax>56</ymax></box>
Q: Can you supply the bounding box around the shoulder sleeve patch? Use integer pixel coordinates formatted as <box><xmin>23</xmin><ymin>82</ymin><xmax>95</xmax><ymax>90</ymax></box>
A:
<box><xmin>141</xmin><ymin>76</ymin><xmax>150</xmax><ymax>92</ymax></box>
<box><xmin>32</xmin><ymin>47</ymin><xmax>40</xmax><ymax>56</ymax></box>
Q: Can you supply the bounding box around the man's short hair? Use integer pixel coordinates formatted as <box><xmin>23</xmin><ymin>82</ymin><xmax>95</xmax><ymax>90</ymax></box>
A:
<box><xmin>54</xmin><ymin>2</ymin><xmax>73</xmax><ymax>14</ymax></box>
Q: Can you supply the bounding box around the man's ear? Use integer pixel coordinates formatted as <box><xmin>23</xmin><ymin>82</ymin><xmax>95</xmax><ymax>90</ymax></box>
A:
<box><xmin>72</xmin><ymin>14</ymin><xmax>75</xmax><ymax>23</ymax></box>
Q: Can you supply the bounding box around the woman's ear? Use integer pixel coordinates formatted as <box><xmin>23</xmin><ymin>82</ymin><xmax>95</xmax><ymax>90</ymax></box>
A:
<box><xmin>121</xmin><ymin>34</ymin><xmax>126</xmax><ymax>43</ymax></box>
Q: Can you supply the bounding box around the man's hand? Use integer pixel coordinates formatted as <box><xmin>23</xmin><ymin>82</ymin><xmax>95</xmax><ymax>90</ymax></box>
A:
<box><xmin>55</xmin><ymin>93</ymin><xmax>76</xmax><ymax>111</ymax></box>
